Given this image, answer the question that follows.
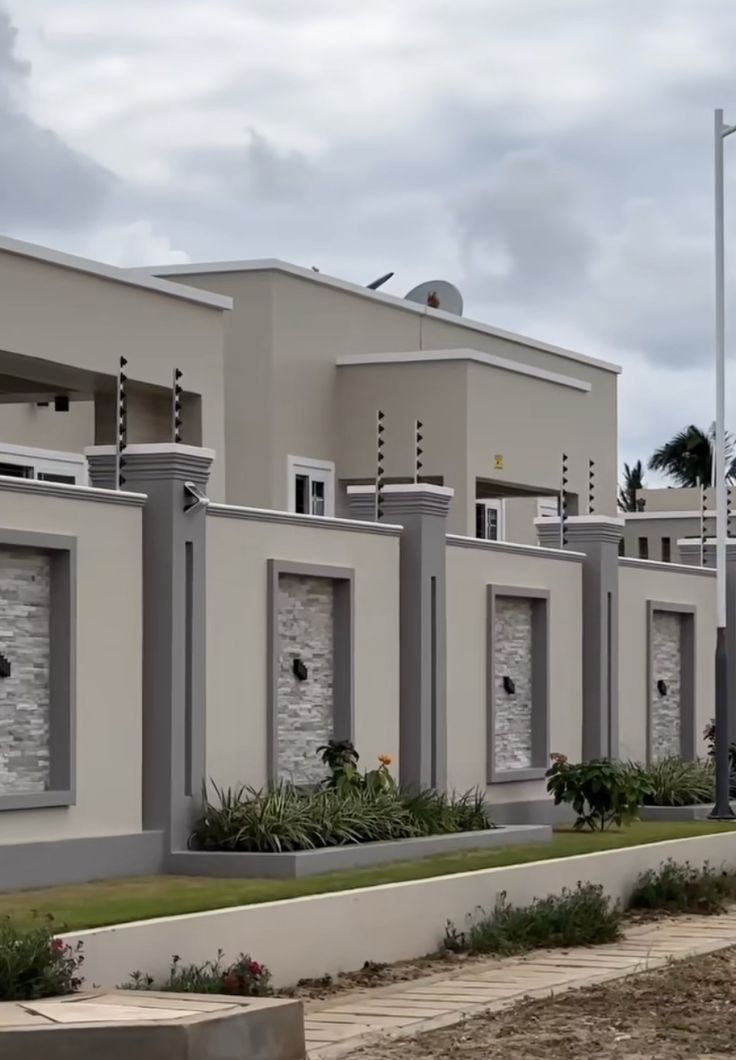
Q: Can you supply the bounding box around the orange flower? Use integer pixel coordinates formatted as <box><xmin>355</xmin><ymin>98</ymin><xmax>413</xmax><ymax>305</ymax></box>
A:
<box><xmin>378</xmin><ymin>754</ymin><xmax>393</xmax><ymax>766</ymax></box>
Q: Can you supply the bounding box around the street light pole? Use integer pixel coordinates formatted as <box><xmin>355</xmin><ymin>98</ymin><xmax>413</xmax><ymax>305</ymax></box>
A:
<box><xmin>711</xmin><ymin>108</ymin><xmax>736</xmax><ymax>819</ymax></box>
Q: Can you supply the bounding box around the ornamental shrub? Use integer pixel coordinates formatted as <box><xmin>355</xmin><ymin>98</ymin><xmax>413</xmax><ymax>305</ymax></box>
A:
<box><xmin>0</xmin><ymin>916</ymin><xmax>84</xmax><ymax>1001</ymax></box>
<box><xmin>546</xmin><ymin>754</ymin><xmax>651</xmax><ymax>830</ymax></box>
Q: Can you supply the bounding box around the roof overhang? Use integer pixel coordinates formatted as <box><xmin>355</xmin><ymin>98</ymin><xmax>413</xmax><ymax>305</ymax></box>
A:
<box><xmin>0</xmin><ymin>235</ymin><xmax>232</xmax><ymax>311</ymax></box>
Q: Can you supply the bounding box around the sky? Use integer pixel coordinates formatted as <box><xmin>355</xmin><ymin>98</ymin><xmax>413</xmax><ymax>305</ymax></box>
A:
<box><xmin>2</xmin><ymin>0</ymin><xmax>736</xmax><ymax>480</ymax></box>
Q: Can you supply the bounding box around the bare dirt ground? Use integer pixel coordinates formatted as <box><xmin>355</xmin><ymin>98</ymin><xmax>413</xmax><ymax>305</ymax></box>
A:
<box><xmin>350</xmin><ymin>946</ymin><xmax>736</xmax><ymax>1060</ymax></box>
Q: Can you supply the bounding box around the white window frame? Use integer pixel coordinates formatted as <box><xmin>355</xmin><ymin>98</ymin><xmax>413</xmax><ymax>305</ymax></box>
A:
<box><xmin>287</xmin><ymin>455</ymin><xmax>335</xmax><ymax>517</ymax></box>
<box><xmin>0</xmin><ymin>442</ymin><xmax>87</xmax><ymax>485</ymax></box>
<box><xmin>475</xmin><ymin>498</ymin><xmax>505</xmax><ymax>541</ymax></box>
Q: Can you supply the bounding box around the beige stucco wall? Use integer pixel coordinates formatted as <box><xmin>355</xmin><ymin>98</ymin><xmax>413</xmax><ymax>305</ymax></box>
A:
<box><xmin>206</xmin><ymin>511</ymin><xmax>400</xmax><ymax>790</ymax></box>
<box><xmin>0</xmin><ymin>484</ymin><xmax>143</xmax><ymax>843</ymax></box>
<box><xmin>445</xmin><ymin>539</ymin><xmax>583</xmax><ymax>805</ymax></box>
<box><xmin>0</xmin><ymin>401</ymin><xmax>94</xmax><ymax>455</ymax></box>
<box><xmin>0</xmin><ymin>249</ymin><xmax>228</xmax><ymax>499</ymax></box>
<box><xmin>154</xmin><ymin>267</ymin><xmax>617</xmax><ymax>529</ymax></box>
<box><xmin>638</xmin><ymin>486</ymin><xmax>713</xmax><ymax>512</ymax></box>
<box><xmin>618</xmin><ymin>560</ymin><xmax>716</xmax><ymax>763</ymax></box>
<box><xmin>622</xmin><ymin>515</ymin><xmax>701</xmax><ymax>563</ymax></box>
<box><xmin>335</xmin><ymin>361</ymin><xmax>470</xmax><ymax>530</ymax></box>
<box><xmin>465</xmin><ymin>360</ymin><xmax>614</xmax><ymax>535</ymax></box>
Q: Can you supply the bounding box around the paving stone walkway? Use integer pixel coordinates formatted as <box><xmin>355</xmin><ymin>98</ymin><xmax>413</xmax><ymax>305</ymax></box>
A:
<box><xmin>304</xmin><ymin>909</ymin><xmax>736</xmax><ymax>1058</ymax></box>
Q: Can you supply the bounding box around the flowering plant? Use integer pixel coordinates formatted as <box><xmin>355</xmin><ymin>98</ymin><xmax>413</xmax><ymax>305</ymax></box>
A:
<box><xmin>126</xmin><ymin>950</ymin><xmax>272</xmax><ymax>997</ymax></box>
<box><xmin>0</xmin><ymin>916</ymin><xmax>84</xmax><ymax>1001</ymax></box>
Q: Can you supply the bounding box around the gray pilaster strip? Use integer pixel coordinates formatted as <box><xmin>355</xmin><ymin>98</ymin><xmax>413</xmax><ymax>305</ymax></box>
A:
<box><xmin>381</xmin><ymin>486</ymin><xmax>453</xmax><ymax>790</ymax></box>
<box><xmin>86</xmin><ymin>445</ymin><xmax>212</xmax><ymax>850</ymax></box>
<box><xmin>538</xmin><ymin>517</ymin><xmax>623</xmax><ymax>759</ymax></box>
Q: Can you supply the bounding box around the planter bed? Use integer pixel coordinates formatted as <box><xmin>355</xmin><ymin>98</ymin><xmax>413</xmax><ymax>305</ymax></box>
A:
<box><xmin>171</xmin><ymin>825</ymin><xmax>552</xmax><ymax>879</ymax></box>
<box><xmin>640</xmin><ymin>804</ymin><xmax>715</xmax><ymax>822</ymax></box>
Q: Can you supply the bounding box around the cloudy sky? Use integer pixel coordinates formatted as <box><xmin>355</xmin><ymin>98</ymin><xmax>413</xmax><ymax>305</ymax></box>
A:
<box><xmin>2</xmin><ymin>0</ymin><xmax>736</xmax><ymax>476</ymax></box>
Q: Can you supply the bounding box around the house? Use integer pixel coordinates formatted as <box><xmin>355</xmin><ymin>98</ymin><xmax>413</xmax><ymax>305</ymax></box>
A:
<box><xmin>0</xmin><ymin>243</ymin><xmax>620</xmax><ymax>544</ymax></box>
<box><xmin>0</xmin><ymin>235</ymin><xmax>720</xmax><ymax>892</ymax></box>
<box><xmin>621</xmin><ymin>486</ymin><xmax>716</xmax><ymax>564</ymax></box>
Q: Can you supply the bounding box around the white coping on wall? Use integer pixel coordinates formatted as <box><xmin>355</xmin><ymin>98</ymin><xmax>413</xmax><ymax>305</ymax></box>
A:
<box><xmin>133</xmin><ymin>258</ymin><xmax>621</xmax><ymax>376</ymax></box>
<box><xmin>337</xmin><ymin>349</ymin><xmax>592</xmax><ymax>393</ymax></box>
<box><xmin>64</xmin><ymin>831</ymin><xmax>736</xmax><ymax>990</ymax></box>
<box><xmin>0</xmin><ymin>474</ymin><xmax>146</xmax><ymax>506</ymax></box>
<box><xmin>207</xmin><ymin>502</ymin><xmax>403</xmax><ymax>536</ymax></box>
<box><xmin>446</xmin><ymin>533</ymin><xmax>585</xmax><ymax>561</ymax></box>
<box><xmin>0</xmin><ymin>234</ymin><xmax>233</xmax><ymax>311</ymax></box>
<box><xmin>85</xmin><ymin>443</ymin><xmax>218</xmax><ymax>460</ymax></box>
<box><xmin>618</xmin><ymin>556</ymin><xmax>716</xmax><ymax>576</ymax></box>
<box><xmin>533</xmin><ymin>514</ymin><xmax>626</xmax><ymax>528</ymax></box>
<box><xmin>347</xmin><ymin>483</ymin><xmax>455</xmax><ymax>498</ymax></box>
<box><xmin>624</xmin><ymin>510</ymin><xmax>719</xmax><ymax>520</ymax></box>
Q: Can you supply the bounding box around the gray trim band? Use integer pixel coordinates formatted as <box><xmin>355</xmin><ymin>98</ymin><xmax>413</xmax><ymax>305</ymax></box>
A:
<box><xmin>448</xmin><ymin>534</ymin><xmax>585</xmax><ymax>562</ymax></box>
<box><xmin>0</xmin><ymin>831</ymin><xmax>165</xmax><ymax>892</ymax></box>
<box><xmin>619</xmin><ymin>557</ymin><xmax>716</xmax><ymax>576</ymax></box>
<box><xmin>487</xmin><ymin>585</ymin><xmax>550</xmax><ymax>784</ymax></box>
<box><xmin>267</xmin><ymin>560</ymin><xmax>355</xmax><ymax>783</ymax></box>
<box><xmin>209</xmin><ymin>503</ymin><xmax>403</xmax><ymax>536</ymax></box>
<box><xmin>0</xmin><ymin>530</ymin><xmax>77</xmax><ymax>812</ymax></box>
<box><xmin>646</xmin><ymin>601</ymin><xmax>696</xmax><ymax>764</ymax></box>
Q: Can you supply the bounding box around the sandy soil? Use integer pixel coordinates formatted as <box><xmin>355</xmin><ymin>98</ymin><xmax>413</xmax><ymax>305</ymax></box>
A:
<box><xmin>349</xmin><ymin>946</ymin><xmax>736</xmax><ymax>1060</ymax></box>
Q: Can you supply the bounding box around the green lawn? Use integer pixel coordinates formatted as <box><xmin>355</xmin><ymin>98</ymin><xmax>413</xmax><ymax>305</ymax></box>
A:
<box><xmin>3</xmin><ymin>821</ymin><xmax>734</xmax><ymax>933</ymax></box>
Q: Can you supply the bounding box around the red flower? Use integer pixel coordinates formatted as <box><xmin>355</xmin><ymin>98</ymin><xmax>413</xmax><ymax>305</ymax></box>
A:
<box><xmin>248</xmin><ymin>961</ymin><xmax>263</xmax><ymax>977</ymax></box>
<box><xmin>51</xmin><ymin>939</ymin><xmax>65</xmax><ymax>954</ymax></box>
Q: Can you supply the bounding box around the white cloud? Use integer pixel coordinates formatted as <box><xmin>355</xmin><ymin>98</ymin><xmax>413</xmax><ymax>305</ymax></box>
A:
<box><xmin>71</xmin><ymin>220</ymin><xmax>190</xmax><ymax>268</ymax></box>
<box><xmin>4</xmin><ymin>0</ymin><xmax>736</xmax><ymax>477</ymax></box>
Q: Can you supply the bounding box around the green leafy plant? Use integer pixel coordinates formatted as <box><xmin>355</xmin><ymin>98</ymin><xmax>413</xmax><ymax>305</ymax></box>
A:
<box><xmin>546</xmin><ymin>754</ymin><xmax>651</xmax><ymax>830</ymax></box>
<box><xmin>626</xmin><ymin>757</ymin><xmax>715</xmax><ymax>807</ymax></box>
<box><xmin>703</xmin><ymin>721</ymin><xmax>736</xmax><ymax>795</ymax></box>
<box><xmin>629</xmin><ymin>859</ymin><xmax>736</xmax><ymax>915</ymax></box>
<box><xmin>400</xmin><ymin>787</ymin><xmax>492</xmax><ymax>835</ymax></box>
<box><xmin>192</xmin><ymin>745</ymin><xmax>494</xmax><ymax>852</ymax></box>
<box><xmin>444</xmin><ymin>883</ymin><xmax>621</xmax><ymax>956</ymax></box>
<box><xmin>0</xmin><ymin>916</ymin><xmax>84</xmax><ymax>1001</ymax></box>
<box><xmin>318</xmin><ymin>740</ymin><xmax>361</xmax><ymax>789</ymax></box>
<box><xmin>125</xmin><ymin>950</ymin><xmax>272</xmax><ymax>996</ymax></box>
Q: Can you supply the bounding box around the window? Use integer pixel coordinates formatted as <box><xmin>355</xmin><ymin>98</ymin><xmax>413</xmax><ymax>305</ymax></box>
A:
<box><xmin>0</xmin><ymin>445</ymin><xmax>85</xmax><ymax>485</ymax></box>
<box><xmin>618</xmin><ymin>539</ymin><xmax>625</xmax><ymax>557</ymax></box>
<box><xmin>638</xmin><ymin>537</ymin><xmax>649</xmax><ymax>560</ymax></box>
<box><xmin>661</xmin><ymin>537</ymin><xmax>671</xmax><ymax>563</ymax></box>
<box><xmin>475</xmin><ymin>500</ymin><xmax>504</xmax><ymax>541</ymax></box>
<box><xmin>288</xmin><ymin>456</ymin><xmax>335</xmax><ymax>517</ymax></box>
<box><xmin>0</xmin><ymin>462</ymin><xmax>32</xmax><ymax>478</ymax></box>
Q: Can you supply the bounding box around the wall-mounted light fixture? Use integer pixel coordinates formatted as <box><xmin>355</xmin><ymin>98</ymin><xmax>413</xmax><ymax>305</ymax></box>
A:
<box><xmin>657</xmin><ymin>679</ymin><xmax>668</xmax><ymax>697</ymax></box>
<box><xmin>502</xmin><ymin>675</ymin><xmax>516</xmax><ymax>695</ymax></box>
<box><xmin>0</xmin><ymin>654</ymin><xmax>11</xmax><ymax>678</ymax></box>
<box><xmin>183</xmin><ymin>481</ymin><xmax>209</xmax><ymax>516</ymax></box>
<box><xmin>293</xmin><ymin>657</ymin><xmax>308</xmax><ymax>682</ymax></box>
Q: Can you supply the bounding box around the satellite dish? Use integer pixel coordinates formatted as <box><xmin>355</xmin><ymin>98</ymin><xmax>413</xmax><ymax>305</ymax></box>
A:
<box><xmin>405</xmin><ymin>279</ymin><xmax>464</xmax><ymax>315</ymax></box>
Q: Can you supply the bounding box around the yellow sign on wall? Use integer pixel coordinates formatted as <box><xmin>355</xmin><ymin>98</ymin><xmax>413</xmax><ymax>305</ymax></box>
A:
<box><xmin>494</xmin><ymin>454</ymin><xmax>504</xmax><ymax>470</ymax></box>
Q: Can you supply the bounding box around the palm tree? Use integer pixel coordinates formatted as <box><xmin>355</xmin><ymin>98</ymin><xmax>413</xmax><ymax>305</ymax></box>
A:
<box><xmin>618</xmin><ymin>460</ymin><xmax>645</xmax><ymax>512</ymax></box>
<box><xmin>647</xmin><ymin>423</ymin><xmax>736</xmax><ymax>487</ymax></box>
